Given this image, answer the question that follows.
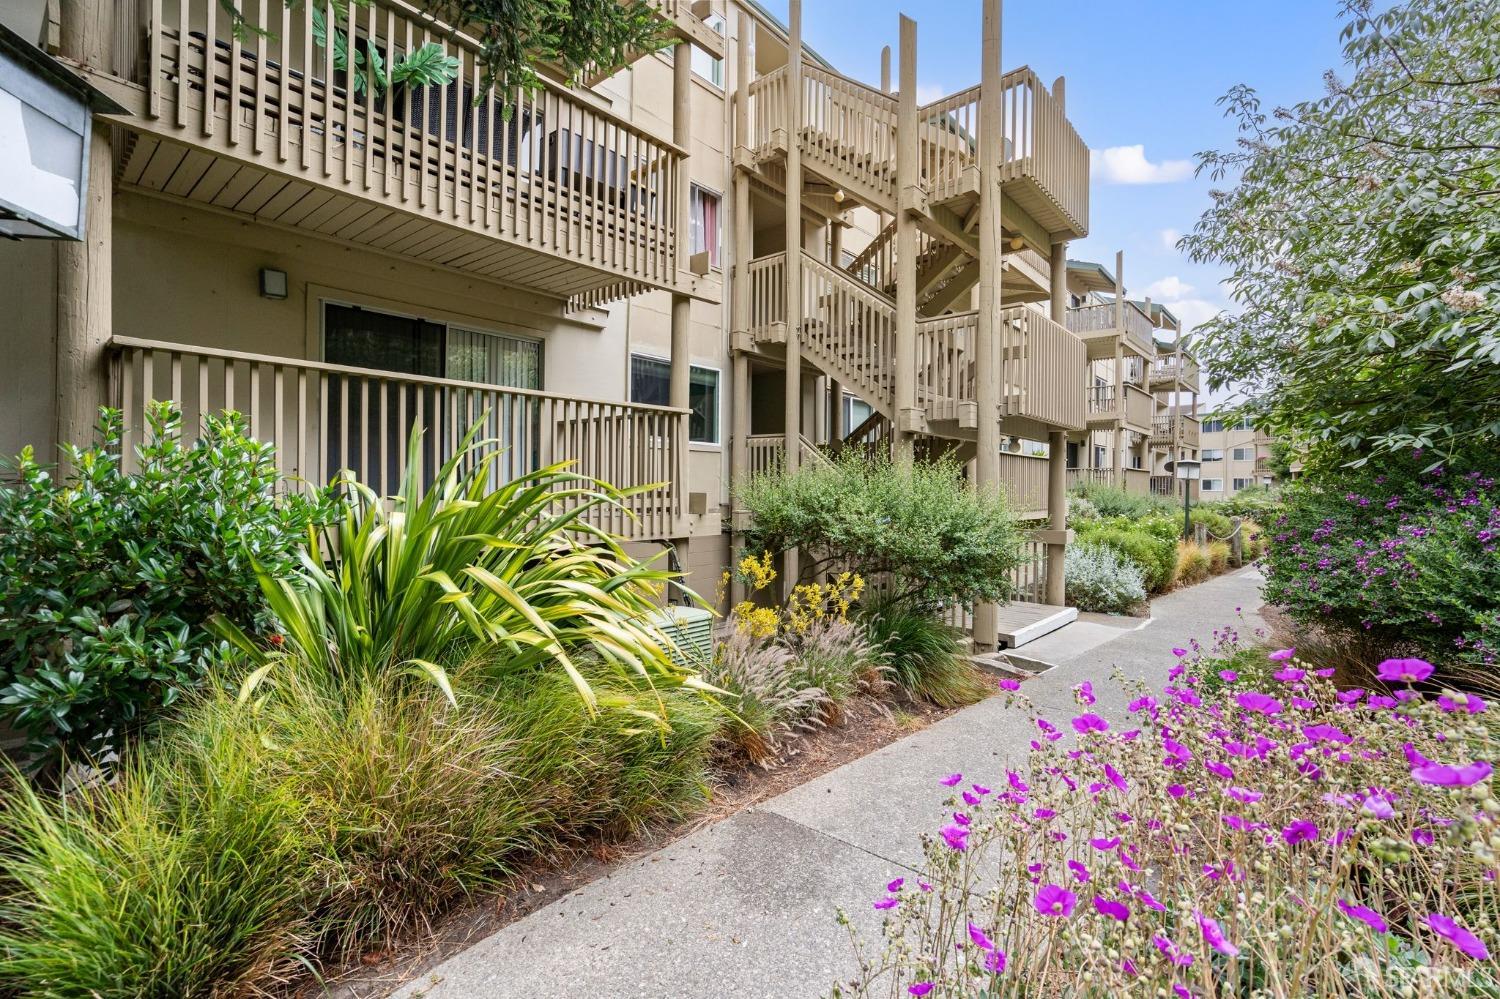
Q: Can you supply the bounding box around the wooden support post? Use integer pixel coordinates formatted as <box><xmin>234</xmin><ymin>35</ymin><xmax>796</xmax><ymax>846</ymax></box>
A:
<box><xmin>892</xmin><ymin>14</ymin><xmax>918</xmax><ymax>458</ymax></box>
<box><xmin>1046</xmin><ymin>235</ymin><xmax>1071</xmax><ymax>607</ymax></box>
<box><xmin>670</xmin><ymin>40</ymin><xmax>693</xmax><ymax>415</ymax></box>
<box><xmin>1114</xmin><ymin>338</ymin><xmax>1125</xmax><ymax>483</ymax></box>
<box><xmin>971</xmin><ymin>0</ymin><xmax>1005</xmax><ymax>647</ymax></box>
<box><xmin>782</xmin><ymin>0</ymin><xmax>803</xmax><ymax>588</ymax></box>
<box><xmin>55</xmin><ymin>0</ymin><xmax>114</xmax><ymax>462</ymax></box>
<box><xmin>729</xmin><ymin>16</ymin><xmax>754</xmax><ymax>607</ymax></box>
<box><xmin>829</xmin><ymin>378</ymin><xmax>845</xmax><ymax>448</ymax></box>
<box><xmin>881</xmin><ymin>44</ymin><xmax>892</xmax><ymax>93</ymax></box>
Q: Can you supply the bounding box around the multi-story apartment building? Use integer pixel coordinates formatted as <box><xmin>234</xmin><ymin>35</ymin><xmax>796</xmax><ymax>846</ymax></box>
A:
<box><xmin>1056</xmin><ymin>255</ymin><xmax>1200</xmax><ymax>500</ymax></box>
<box><xmin>1199</xmin><ymin>417</ymin><xmax>1278</xmax><ymax>498</ymax></box>
<box><xmin>1</xmin><ymin>0</ymin><xmax>1091</xmax><ymax>649</ymax></box>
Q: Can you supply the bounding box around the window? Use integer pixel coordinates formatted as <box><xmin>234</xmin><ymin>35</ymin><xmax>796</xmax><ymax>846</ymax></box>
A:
<box><xmin>1201</xmin><ymin>418</ymin><xmax>1225</xmax><ymax>434</ymax></box>
<box><xmin>1202</xmin><ymin>449</ymin><xmax>1224</xmax><ymax>461</ymax></box>
<box><xmin>630</xmin><ymin>354</ymin><xmax>720</xmax><ymax>444</ymax></box>
<box><xmin>689</xmin><ymin>184</ymin><xmax>721</xmax><ymax>269</ymax></box>
<box><xmin>1233</xmin><ymin>418</ymin><xmax>1254</xmax><ymax>431</ymax></box>
<box><xmin>1202</xmin><ymin>478</ymin><xmax>1224</xmax><ymax>492</ymax></box>
<box><xmin>324</xmin><ymin>303</ymin><xmax>541</xmax><ymax>388</ymax></box>
<box><xmin>1066</xmin><ymin>441</ymin><xmax>1080</xmax><ymax>468</ymax></box>
<box><xmin>1233</xmin><ymin>478</ymin><xmax>1251</xmax><ymax>491</ymax></box>
<box><xmin>843</xmin><ymin>393</ymin><xmax>874</xmax><ymax>434</ymax></box>
<box><xmin>690</xmin><ymin>14</ymin><xmax>727</xmax><ymax>87</ymax></box>
<box><xmin>1232</xmin><ymin>447</ymin><xmax>1253</xmax><ymax>461</ymax></box>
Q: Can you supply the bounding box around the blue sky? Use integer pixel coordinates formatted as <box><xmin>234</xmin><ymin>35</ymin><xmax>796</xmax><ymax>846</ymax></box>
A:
<box><xmin>755</xmin><ymin>0</ymin><xmax>1350</xmax><ymax>386</ymax></box>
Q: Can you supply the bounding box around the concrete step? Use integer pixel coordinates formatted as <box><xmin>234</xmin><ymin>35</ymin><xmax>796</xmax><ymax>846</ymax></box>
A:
<box><xmin>993</xmin><ymin>601</ymin><xmax>1078</xmax><ymax>650</ymax></box>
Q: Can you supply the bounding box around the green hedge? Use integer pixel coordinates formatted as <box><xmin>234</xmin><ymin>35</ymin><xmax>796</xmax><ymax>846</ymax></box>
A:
<box><xmin>1074</xmin><ymin>515</ymin><xmax>1180</xmax><ymax>593</ymax></box>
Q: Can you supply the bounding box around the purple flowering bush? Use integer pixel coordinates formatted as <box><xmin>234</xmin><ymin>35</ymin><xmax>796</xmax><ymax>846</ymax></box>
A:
<box><xmin>1265</xmin><ymin>461</ymin><xmax>1500</xmax><ymax>671</ymax></box>
<box><xmin>833</xmin><ymin>649</ymin><xmax>1499</xmax><ymax>997</ymax></box>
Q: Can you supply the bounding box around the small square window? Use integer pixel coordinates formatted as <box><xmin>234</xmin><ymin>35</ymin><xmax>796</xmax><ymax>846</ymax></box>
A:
<box><xmin>630</xmin><ymin>355</ymin><xmax>719</xmax><ymax>444</ymax></box>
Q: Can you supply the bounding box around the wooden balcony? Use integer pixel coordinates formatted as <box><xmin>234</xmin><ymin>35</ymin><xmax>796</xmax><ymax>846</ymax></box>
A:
<box><xmin>100</xmin><ymin>0</ymin><xmax>688</xmax><ymax>304</ymax></box>
<box><xmin>1149</xmin><ymin>414</ymin><xmax>1202</xmax><ymax>448</ymax></box>
<box><xmin>1151</xmin><ymin>354</ymin><xmax>1202</xmax><ymax>392</ymax></box>
<box><xmin>108</xmin><ymin>336</ymin><xmax>687</xmax><ymax>541</ymax></box>
<box><xmin>747</xmin><ymin>65</ymin><xmax>1088</xmax><ymax>241</ymax></box>
<box><xmin>1068</xmin><ymin>466</ymin><xmax>1151</xmax><ymax>497</ymax></box>
<box><xmin>1085</xmin><ymin>382</ymin><xmax>1151</xmax><ymax>432</ymax></box>
<box><xmin>1065</xmin><ymin>300</ymin><xmax>1156</xmax><ymax>360</ymax></box>
<box><xmin>918</xmin><ymin>308</ymin><xmax>1086</xmax><ymax>435</ymax></box>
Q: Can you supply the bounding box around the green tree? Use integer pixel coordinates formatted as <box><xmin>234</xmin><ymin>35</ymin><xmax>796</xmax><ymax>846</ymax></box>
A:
<box><xmin>1182</xmin><ymin>0</ymin><xmax>1499</xmax><ymax>466</ymax></box>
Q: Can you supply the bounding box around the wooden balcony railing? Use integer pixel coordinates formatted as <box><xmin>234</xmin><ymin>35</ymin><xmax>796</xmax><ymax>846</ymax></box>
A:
<box><xmin>749</xmin><ymin>64</ymin><xmax>1088</xmax><ymax>237</ymax></box>
<box><xmin>1066</xmin><ymin>467</ymin><xmax>1113</xmax><ymax>489</ymax></box>
<box><xmin>108</xmin><ymin>336</ymin><xmax>687</xmax><ymax>540</ymax></box>
<box><xmin>1125</xmin><ymin>383</ymin><xmax>1155</xmax><ymax>431</ymax></box>
<box><xmin>1150</xmin><ymin>414</ymin><xmax>1202</xmax><ymax>448</ymax></box>
<box><xmin>1086</xmin><ymin>383</ymin><xmax>1116</xmax><ymax>416</ymax></box>
<box><xmin>917</xmin><ymin>307</ymin><xmax>1084</xmax><ymax>431</ymax></box>
<box><xmin>136</xmin><ymin>0</ymin><xmax>683</xmax><ymax>294</ymax></box>
<box><xmin>917</xmin><ymin>69</ymin><xmax>1088</xmax><ymax>236</ymax></box>
<box><xmin>1150</xmin><ymin>474</ymin><xmax>1176</xmax><ymax>497</ymax></box>
<box><xmin>998</xmin><ymin>452</ymin><xmax>1050</xmax><ymax>514</ymax></box>
<box><xmin>1123</xmin><ymin>467</ymin><xmax>1150</xmax><ymax>496</ymax></box>
<box><xmin>1152</xmin><ymin>354</ymin><xmax>1202</xmax><ymax>390</ymax></box>
<box><xmin>1065</xmin><ymin>300</ymin><xmax>1156</xmax><ymax>358</ymax></box>
<box><xmin>744</xmin><ymin>434</ymin><xmax>830</xmax><ymax>477</ymax></box>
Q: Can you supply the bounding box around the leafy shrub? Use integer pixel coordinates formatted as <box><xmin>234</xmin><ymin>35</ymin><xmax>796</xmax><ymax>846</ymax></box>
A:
<box><xmin>1074</xmin><ymin>517</ymin><xmax>1179</xmax><ymax>593</ymax></box>
<box><xmin>1189</xmin><ymin>506</ymin><xmax>1235</xmax><ymax>540</ymax></box>
<box><xmin>1067</xmin><ymin>482</ymin><xmax>1176</xmax><ymax>520</ymax></box>
<box><xmin>1176</xmin><ymin>540</ymin><xmax>1212</xmax><ymax>584</ymax></box>
<box><xmin>1211</xmin><ymin>486</ymin><xmax>1283</xmax><ymax>522</ymax></box>
<box><xmin>704</xmin><ymin>631</ymin><xmax>828</xmax><ymax>766</ymax></box>
<box><xmin>1264</xmin><ymin>459</ymin><xmax>1499</xmax><ymax>669</ymax></box>
<box><xmin>737</xmin><ymin>452</ymin><xmax>1023</xmax><ymax>610</ymax></box>
<box><xmin>0</xmin><ymin>404</ymin><xmax>333</xmax><ymax>766</ymax></box>
<box><xmin>1064</xmin><ymin>543</ymin><xmax>1147</xmax><ymax>614</ymax></box>
<box><xmin>218</xmin><ymin>424</ymin><xmax>696</xmax><ymax>709</ymax></box>
<box><xmin>860</xmin><ymin>596</ymin><xmax>988</xmax><ymax>708</ymax></box>
<box><xmin>1066</xmin><ymin>494</ymin><xmax>1099</xmax><ymax>524</ymax></box>
<box><xmin>837</xmin><ymin>647</ymin><xmax>1500</xmax><ymax>996</ymax></box>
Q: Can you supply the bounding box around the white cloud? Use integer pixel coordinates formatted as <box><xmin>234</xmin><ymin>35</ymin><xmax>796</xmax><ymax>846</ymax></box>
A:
<box><xmin>1142</xmin><ymin>275</ymin><xmax>1196</xmax><ymax>300</ymax></box>
<box><xmin>1162</xmin><ymin>298</ymin><xmax>1223</xmax><ymax>334</ymax></box>
<box><xmin>1158</xmin><ymin>228</ymin><xmax>1182</xmax><ymax>251</ymax></box>
<box><xmin>1090</xmin><ymin>145</ymin><xmax>1194</xmax><ymax>185</ymax></box>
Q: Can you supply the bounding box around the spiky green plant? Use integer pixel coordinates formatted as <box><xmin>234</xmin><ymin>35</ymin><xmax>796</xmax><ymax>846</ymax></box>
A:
<box><xmin>861</xmin><ymin>596</ymin><xmax>989</xmax><ymax>708</ymax></box>
<box><xmin>216</xmin><ymin>421</ymin><xmax>706</xmax><ymax>711</ymax></box>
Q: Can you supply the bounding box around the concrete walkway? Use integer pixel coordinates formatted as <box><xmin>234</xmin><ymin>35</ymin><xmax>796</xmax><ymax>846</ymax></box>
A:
<box><xmin>393</xmin><ymin>568</ymin><xmax>1267</xmax><ymax>999</ymax></box>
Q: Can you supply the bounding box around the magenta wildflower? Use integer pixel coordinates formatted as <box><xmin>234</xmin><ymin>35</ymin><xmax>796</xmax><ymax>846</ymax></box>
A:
<box><xmin>1034</xmin><ymin>884</ymin><xmax>1077</xmax><ymax>917</ymax></box>
<box><xmin>1093</xmin><ymin>896</ymin><xmax>1131</xmax><ymax>921</ymax></box>
<box><xmin>1227</xmin><ymin>786</ymin><xmax>1263</xmax><ymax>804</ymax></box>
<box><xmin>1438</xmin><ymin>691</ymin><xmax>1487</xmax><ymax>714</ymax></box>
<box><xmin>874</xmin><ymin>896</ymin><xmax>899</xmax><ymax>910</ymax></box>
<box><xmin>1427</xmin><ymin>913</ymin><xmax>1490</xmax><ymax>960</ymax></box>
<box><xmin>1337</xmin><ymin>899</ymin><xmax>1388</xmax><ymax>933</ymax></box>
<box><xmin>984</xmin><ymin>948</ymin><xmax>1006</xmax><ymax>973</ymax></box>
<box><xmin>1007</xmin><ymin>771</ymin><xmax>1028</xmax><ymax>793</ymax></box>
<box><xmin>1104</xmin><ymin>763</ymin><xmax>1129</xmax><ymax>793</ymax></box>
<box><xmin>887</xmin><ymin>877</ymin><xmax>905</xmax><ymax>892</ymax></box>
<box><xmin>1376</xmin><ymin>657</ymin><xmax>1434</xmax><ymax>683</ymax></box>
<box><xmin>1412</xmin><ymin>760</ymin><xmax>1493</xmax><ymax>787</ymax></box>
<box><xmin>972</xmin><ymin>783</ymin><xmax>992</xmax><ymax>796</ymax></box>
<box><xmin>1172</xmin><ymin>647</ymin><xmax>1188</xmax><ymax>657</ymax></box>
<box><xmin>1072</xmin><ymin>713</ymin><xmax>1109</xmax><ymax>734</ymax></box>
<box><xmin>1067</xmin><ymin>859</ymin><xmax>1091</xmax><ymax>883</ymax></box>
<box><xmin>1412</xmin><ymin>827</ymin><xmax>1435</xmax><ymax>847</ymax></box>
<box><xmin>1218</xmin><ymin>670</ymin><xmax>1239</xmax><ymax>683</ymax></box>
<box><xmin>1205</xmin><ymin>759</ymin><xmax>1235</xmax><ymax>780</ymax></box>
<box><xmin>1273</xmin><ymin>667</ymin><xmax>1306</xmax><ymax>683</ymax></box>
<box><xmin>1282</xmin><ymin>819</ymin><xmax>1319</xmax><ymax>845</ymax></box>
<box><xmin>908</xmin><ymin>984</ymin><xmax>934</xmax><ymax>997</ymax></box>
<box><xmin>1197</xmin><ymin>911</ymin><xmax>1240</xmax><ymax>956</ymax></box>
<box><xmin>999</xmin><ymin>677</ymin><xmax>1021</xmax><ymax>691</ymax></box>
<box><xmin>1153</xmin><ymin>934</ymin><xmax>1193</xmax><ymax>967</ymax></box>
<box><xmin>1236</xmin><ymin>691</ymin><xmax>1283</xmax><ymax>715</ymax></box>
<box><xmin>1033</xmin><ymin>807</ymin><xmax>1056</xmax><ymax>819</ymax></box>
<box><xmin>1361</xmin><ymin>794</ymin><xmax>1395</xmax><ymax>819</ymax></box>
<box><xmin>1268</xmin><ymin>648</ymin><xmax>1296</xmax><ymax>661</ymax></box>
<box><xmin>1076</xmin><ymin>681</ymin><xmax>1096</xmax><ymax>706</ymax></box>
<box><xmin>1090</xmin><ymin>836</ymin><xmax>1120</xmax><ymax>850</ymax></box>
<box><xmin>962</xmin><ymin>790</ymin><xmax>980</xmax><ymax>806</ymax></box>
<box><xmin>967</xmin><ymin>922</ymin><xmax>996</xmax><ymax>951</ymax></box>
<box><xmin>1337</xmin><ymin>688</ymin><xmax>1366</xmax><ymax>704</ymax></box>
<box><xmin>940</xmin><ymin>773</ymin><xmax>963</xmax><ymax>787</ymax></box>
<box><xmin>939</xmin><ymin>823</ymin><xmax>969</xmax><ymax>851</ymax></box>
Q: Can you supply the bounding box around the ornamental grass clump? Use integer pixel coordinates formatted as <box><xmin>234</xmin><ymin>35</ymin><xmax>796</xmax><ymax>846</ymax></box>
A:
<box><xmin>834</xmin><ymin>647</ymin><xmax>1500</xmax><ymax>997</ymax></box>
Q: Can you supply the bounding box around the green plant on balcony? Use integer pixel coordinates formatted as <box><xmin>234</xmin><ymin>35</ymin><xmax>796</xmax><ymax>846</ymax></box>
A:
<box><xmin>311</xmin><ymin>7</ymin><xmax>460</xmax><ymax>96</ymax></box>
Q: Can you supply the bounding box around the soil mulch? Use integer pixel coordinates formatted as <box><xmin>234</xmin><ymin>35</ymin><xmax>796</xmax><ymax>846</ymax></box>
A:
<box><xmin>297</xmin><ymin>694</ymin><xmax>973</xmax><ymax>998</ymax></box>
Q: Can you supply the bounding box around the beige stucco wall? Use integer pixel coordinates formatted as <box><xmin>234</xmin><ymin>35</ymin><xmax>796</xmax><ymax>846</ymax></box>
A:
<box><xmin>0</xmin><ymin>241</ymin><xmax>59</xmax><ymax>465</ymax></box>
<box><xmin>1200</xmin><ymin>425</ymin><xmax>1272</xmax><ymax>498</ymax></box>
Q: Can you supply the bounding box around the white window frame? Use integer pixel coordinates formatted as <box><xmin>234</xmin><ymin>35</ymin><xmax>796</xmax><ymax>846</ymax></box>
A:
<box><xmin>689</xmin><ymin>183</ymin><xmax>723</xmax><ymax>271</ymax></box>
<box><xmin>1233</xmin><ymin>477</ymin><xmax>1251</xmax><ymax>491</ymax></box>
<box><xmin>1202</xmin><ymin>449</ymin><xmax>1224</xmax><ymax>461</ymax></box>
<box><xmin>629</xmin><ymin>351</ymin><xmax>722</xmax><ymax>448</ymax></box>
<box><xmin>690</xmin><ymin>13</ymin><xmax>727</xmax><ymax>88</ymax></box>
<box><xmin>1201</xmin><ymin>478</ymin><xmax>1224</xmax><ymax>492</ymax></box>
<box><xmin>1232</xmin><ymin>447</ymin><xmax>1253</xmax><ymax>461</ymax></box>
